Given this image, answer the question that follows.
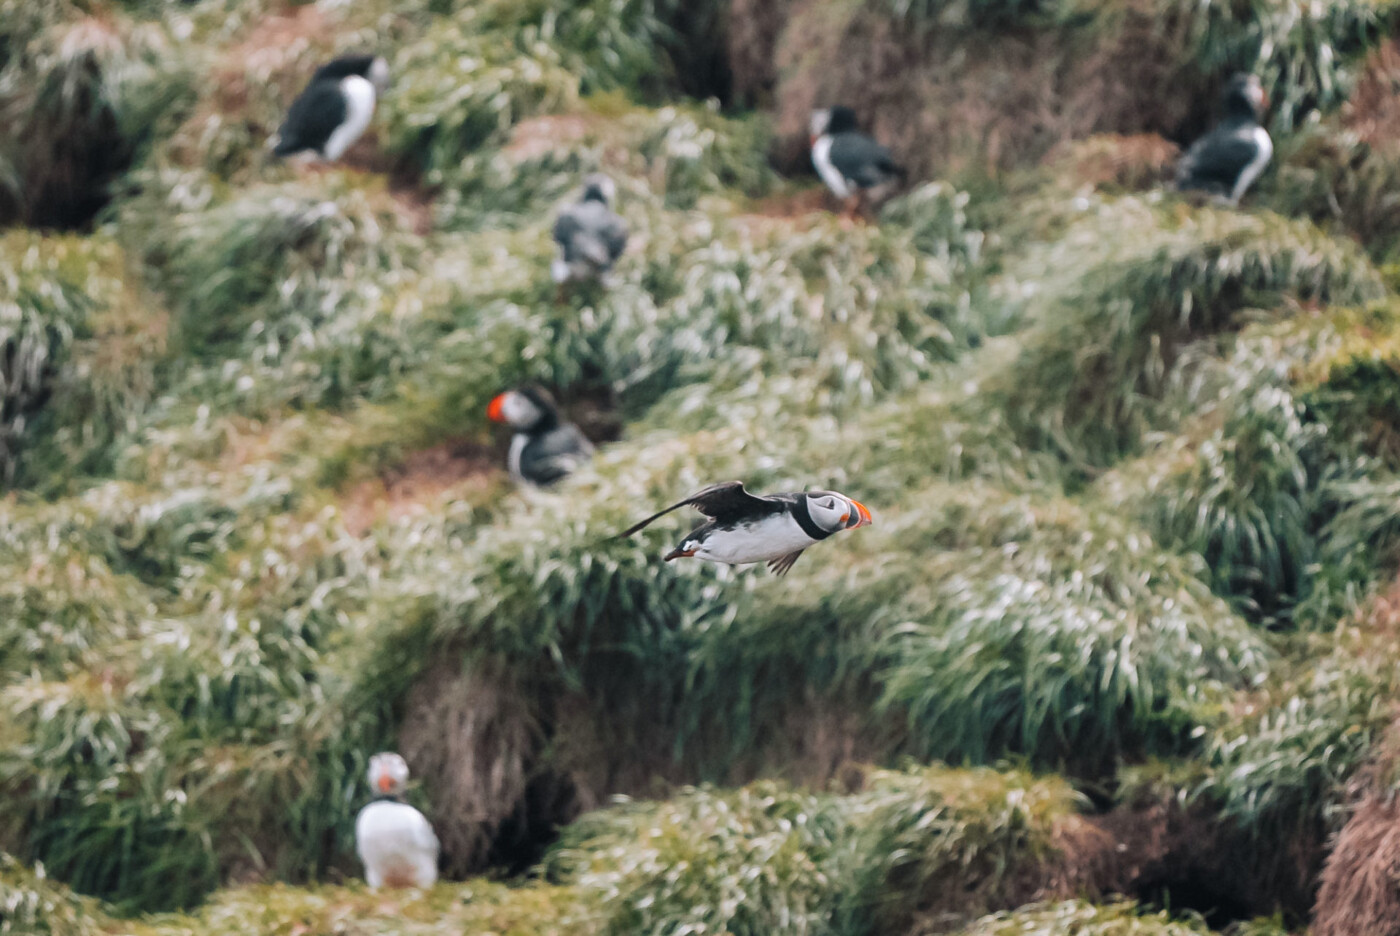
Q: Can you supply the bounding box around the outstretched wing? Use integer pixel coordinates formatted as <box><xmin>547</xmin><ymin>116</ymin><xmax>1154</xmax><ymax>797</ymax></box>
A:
<box><xmin>766</xmin><ymin>550</ymin><xmax>806</xmax><ymax>577</ymax></box>
<box><xmin>616</xmin><ymin>480</ymin><xmax>775</xmax><ymax>538</ymax></box>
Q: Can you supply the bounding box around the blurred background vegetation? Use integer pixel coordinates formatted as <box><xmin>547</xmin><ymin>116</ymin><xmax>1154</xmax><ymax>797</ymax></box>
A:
<box><xmin>3</xmin><ymin>0</ymin><xmax>1400</xmax><ymax>933</ymax></box>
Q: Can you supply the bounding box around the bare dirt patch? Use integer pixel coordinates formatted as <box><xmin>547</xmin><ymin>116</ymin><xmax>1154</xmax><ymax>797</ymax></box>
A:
<box><xmin>505</xmin><ymin>114</ymin><xmax>594</xmax><ymax>162</ymax></box>
<box><xmin>340</xmin><ymin>440</ymin><xmax>497</xmax><ymax>537</ymax></box>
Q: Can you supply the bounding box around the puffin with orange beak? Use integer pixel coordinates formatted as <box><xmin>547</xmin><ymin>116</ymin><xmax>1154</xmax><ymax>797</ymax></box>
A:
<box><xmin>487</xmin><ymin>386</ymin><xmax>594</xmax><ymax>487</ymax></box>
<box><xmin>617</xmin><ymin>480</ymin><xmax>873</xmax><ymax>576</ymax></box>
<box><xmin>355</xmin><ymin>752</ymin><xmax>440</xmax><ymax>890</ymax></box>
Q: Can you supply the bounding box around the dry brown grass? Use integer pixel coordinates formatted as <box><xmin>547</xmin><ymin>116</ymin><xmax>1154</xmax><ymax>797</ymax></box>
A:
<box><xmin>398</xmin><ymin>661</ymin><xmax>553</xmax><ymax>876</ymax></box>
<box><xmin>762</xmin><ymin>0</ymin><xmax>1196</xmax><ymax>180</ymax></box>
<box><xmin>728</xmin><ymin>0</ymin><xmax>798</xmax><ymax>107</ymax></box>
<box><xmin>1043</xmin><ymin>133</ymin><xmax>1181</xmax><ymax>191</ymax></box>
<box><xmin>1344</xmin><ymin>38</ymin><xmax>1400</xmax><ymax>149</ymax></box>
<box><xmin>339</xmin><ymin>440</ymin><xmax>497</xmax><ymax>536</ymax></box>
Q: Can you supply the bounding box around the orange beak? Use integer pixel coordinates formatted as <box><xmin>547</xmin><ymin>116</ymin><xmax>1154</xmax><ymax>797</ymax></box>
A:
<box><xmin>377</xmin><ymin>772</ymin><xmax>394</xmax><ymax>793</ymax></box>
<box><xmin>487</xmin><ymin>392</ymin><xmax>507</xmax><ymax>423</ymax></box>
<box><xmin>810</xmin><ymin>133</ymin><xmax>819</xmax><ymax>147</ymax></box>
<box><xmin>846</xmin><ymin>499</ymin><xmax>872</xmax><ymax>529</ymax></box>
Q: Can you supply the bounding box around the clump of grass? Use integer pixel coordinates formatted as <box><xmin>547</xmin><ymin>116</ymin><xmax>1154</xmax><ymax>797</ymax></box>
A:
<box><xmin>548</xmin><ymin>783</ymin><xmax>842</xmax><ymax>936</ymax></box>
<box><xmin>871</xmin><ymin>485</ymin><xmax>1269</xmax><ymax>769</ymax></box>
<box><xmin>836</xmin><ymin>765</ymin><xmax>1086</xmax><ymax>935</ymax></box>
<box><xmin>951</xmin><ymin>899</ymin><xmax>1214</xmax><ymax>935</ymax></box>
<box><xmin>0</xmin><ymin>232</ymin><xmax>157</xmax><ymax>491</ymax></box>
<box><xmin>0</xmin><ymin>852</ymin><xmax>112</xmax><ymax>936</ymax></box>
<box><xmin>0</xmin><ymin>13</ymin><xmax>196</xmax><ymax>228</ymax></box>
<box><xmin>381</xmin><ymin>22</ymin><xmax>578</xmax><ymax>182</ymax></box>
<box><xmin>1001</xmin><ymin>200</ymin><xmax>1384</xmax><ymax>466</ymax></box>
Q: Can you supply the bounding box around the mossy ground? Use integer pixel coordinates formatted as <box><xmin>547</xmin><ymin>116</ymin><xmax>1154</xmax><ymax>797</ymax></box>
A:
<box><xmin>4</xmin><ymin>0</ymin><xmax>1400</xmax><ymax>933</ymax></box>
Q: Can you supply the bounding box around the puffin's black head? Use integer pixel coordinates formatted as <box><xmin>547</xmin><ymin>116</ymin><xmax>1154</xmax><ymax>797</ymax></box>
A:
<box><xmin>810</xmin><ymin>106</ymin><xmax>860</xmax><ymax>141</ymax></box>
<box><xmin>580</xmin><ymin>174</ymin><xmax>617</xmax><ymax>206</ymax></box>
<box><xmin>804</xmin><ymin>490</ymin><xmax>874</xmax><ymax>533</ymax></box>
<box><xmin>487</xmin><ymin>385</ymin><xmax>560</xmax><ymax>432</ymax></box>
<box><xmin>1222</xmin><ymin>73</ymin><xmax>1266</xmax><ymax>122</ymax></box>
<box><xmin>312</xmin><ymin>54</ymin><xmax>390</xmax><ymax>92</ymax></box>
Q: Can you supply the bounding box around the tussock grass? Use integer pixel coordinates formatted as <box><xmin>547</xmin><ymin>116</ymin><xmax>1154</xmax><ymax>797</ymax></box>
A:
<box><xmin>0</xmin><ymin>13</ymin><xmax>195</xmax><ymax>228</ymax></box>
<box><xmin>0</xmin><ymin>232</ymin><xmax>157</xmax><ymax>491</ymax></box>
<box><xmin>0</xmin><ymin>852</ymin><xmax>111</xmax><ymax>936</ymax></box>
<box><xmin>1000</xmin><ymin>199</ymin><xmax>1384</xmax><ymax>466</ymax></box>
<box><xmin>951</xmin><ymin>899</ymin><xmax>1215</xmax><ymax>935</ymax></box>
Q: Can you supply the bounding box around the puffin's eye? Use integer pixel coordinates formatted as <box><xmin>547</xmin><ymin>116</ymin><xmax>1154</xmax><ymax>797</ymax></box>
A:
<box><xmin>822</xmin><ymin>498</ymin><xmax>836</xmax><ymax>509</ymax></box>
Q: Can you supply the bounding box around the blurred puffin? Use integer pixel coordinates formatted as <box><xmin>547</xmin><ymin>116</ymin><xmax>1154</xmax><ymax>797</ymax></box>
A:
<box><xmin>356</xmin><ymin>752</ymin><xmax>439</xmax><ymax>890</ymax></box>
<box><xmin>1176</xmin><ymin>73</ymin><xmax>1272</xmax><ymax>205</ymax></box>
<box><xmin>551</xmin><ymin>174</ymin><xmax>629</xmax><ymax>296</ymax></box>
<box><xmin>487</xmin><ymin>386</ymin><xmax>594</xmax><ymax>486</ymax></box>
<box><xmin>809</xmin><ymin>106</ymin><xmax>907</xmax><ymax>216</ymax></box>
<box><xmin>271</xmin><ymin>54</ymin><xmax>390</xmax><ymax>162</ymax></box>
<box><xmin>618</xmin><ymin>480</ymin><xmax>873</xmax><ymax>576</ymax></box>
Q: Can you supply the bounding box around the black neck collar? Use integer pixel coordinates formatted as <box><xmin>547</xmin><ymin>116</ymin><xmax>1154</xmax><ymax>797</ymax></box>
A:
<box><xmin>370</xmin><ymin>793</ymin><xmax>402</xmax><ymax>804</ymax></box>
<box><xmin>791</xmin><ymin>497</ymin><xmax>834</xmax><ymax>541</ymax></box>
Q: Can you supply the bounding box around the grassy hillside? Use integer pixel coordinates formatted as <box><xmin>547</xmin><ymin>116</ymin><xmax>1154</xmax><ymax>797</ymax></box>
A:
<box><xmin>5</xmin><ymin>0</ymin><xmax>1400</xmax><ymax>934</ymax></box>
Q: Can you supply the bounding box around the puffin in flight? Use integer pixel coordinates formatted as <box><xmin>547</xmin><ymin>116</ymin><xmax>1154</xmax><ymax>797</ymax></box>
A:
<box><xmin>1175</xmin><ymin>73</ymin><xmax>1272</xmax><ymax>205</ymax></box>
<box><xmin>272</xmin><ymin>54</ymin><xmax>390</xmax><ymax>162</ymax></box>
<box><xmin>487</xmin><ymin>386</ymin><xmax>594</xmax><ymax>486</ymax></box>
<box><xmin>809</xmin><ymin>106</ymin><xmax>907</xmax><ymax>216</ymax></box>
<box><xmin>355</xmin><ymin>752</ymin><xmax>439</xmax><ymax>890</ymax></box>
<box><xmin>618</xmin><ymin>480</ymin><xmax>873</xmax><ymax>576</ymax></box>
<box><xmin>552</xmin><ymin>174</ymin><xmax>629</xmax><ymax>294</ymax></box>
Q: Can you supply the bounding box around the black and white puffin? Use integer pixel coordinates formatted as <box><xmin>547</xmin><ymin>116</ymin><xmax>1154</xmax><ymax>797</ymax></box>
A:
<box><xmin>487</xmin><ymin>386</ymin><xmax>595</xmax><ymax>487</ymax></box>
<box><xmin>551</xmin><ymin>174</ymin><xmax>628</xmax><ymax>289</ymax></box>
<box><xmin>355</xmin><ymin>752</ymin><xmax>439</xmax><ymax>890</ymax></box>
<box><xmin>618</xmin><ymin>480</ymin><xmax>873</xmax><ymax>576</ymax></box>
<box><xmin>271</xmin><ymin>54</ymin><xmax>390</xmax><ymax>162</ymax></box>
<box><xmin>1176</xmin><ymin>73</ymin><xmax>1273</xmax><ymax>205</ymax></box>
<box><xmin>809</xmin><ymin>106</ymin><xmax>907</xmax><ymax>215</ymax></box>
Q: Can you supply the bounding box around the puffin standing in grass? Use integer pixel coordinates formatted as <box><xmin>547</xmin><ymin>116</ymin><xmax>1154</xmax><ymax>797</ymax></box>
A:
<box><xmin>1175</xmin><ymin>73</ymin><xmax>1273</xmax><ymax>205</ymax></box>
<box><xmin>809</xmin><ymin>106</ymin><xmax>907</xmax><ymax>217</ymax></box>
<box><xmin>487</xmin><ymin>386</ymin><xmax>595</xmax><ymax>487</ymax></box>
<box><xmin>551</xmin><ymin>174</ymin><xmax>629</xmax><ymax>297</ymax></box>
<box><xmin>271</xmin><ymin>54</ymin><xmax>390</xmax><ymax>162</ymax></box>
<box><xmin>356</xmin><ymin>753</ymin><xmax>439</xmax><ymax>890</ymax></box>
<box><xmin>617</xmin><ymin>480</ymin><xmax>873</xmax><ymax>576</ymax></box>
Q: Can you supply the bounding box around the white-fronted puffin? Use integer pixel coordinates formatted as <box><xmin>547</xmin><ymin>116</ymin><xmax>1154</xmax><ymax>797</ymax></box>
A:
<box><xmin>809</xmin><ymin>106</ymin><xmax>907</xmax><ymax>216</ymax></box>
<box><xmin>487</xmin><ymin>386</ymin><xmax>595</xmax><ymax>487</ymax></box>
<box><xmin>618</xmin><ymin>480</ymin><xmax>873</xmax><ymax>576</ymax></box>
<box><xmin>271</xmin><ymin>54</ymin><xmax>389</xmax><ymax>162</ymax></box>
<box><xmin>355</xmin><ymin>752</ymin><xmax>439</xmax><ymax>890</ymax></box>
<box><xmin>552</xmin><ymin>174</ymin><xmax>629</xmax><ymax>291</ymax></box>
<box><xmin>1176</xmin><ymin>73</ymin><xmax>1273</xmax><ymax>205</ymax></box>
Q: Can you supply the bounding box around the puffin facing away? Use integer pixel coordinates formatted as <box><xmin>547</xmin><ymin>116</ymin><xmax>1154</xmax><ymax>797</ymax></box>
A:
<box><xmin>618</xmin><ymin>480</ymin><xmax>873</xmax><ymax>576</ymax></box>
<box><xmin>272</xmin><ymin>54</ymin><xmax>390</xmax><ymax>162</ymax></box>
<box><xmin>810</xmin><ymin>106</ymin><xmax>907</xmax><ymax>216</ymax></box>
<box><xmin>355</xmin><ymin>752</ymin><xmax>439</xmax><ymax>890</ymax></box>
<box><xmin>1176</xmin><ymin>74</ymin><xmax>1272</xmax><ymax>205</ymax></box>
<box><xmin>487</xmin><ymin>386</ymin><xmax>595</xmax><ymax>487</ymax></box>
<box><xmin>551</xmin><ymin>174</ymin><xmax>628</xmax><ymax>291</ymax></box>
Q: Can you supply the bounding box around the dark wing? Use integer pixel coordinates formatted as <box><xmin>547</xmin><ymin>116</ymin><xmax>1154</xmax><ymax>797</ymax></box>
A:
<box><xmin>1175</xmin><ymin>127</ymin><xmax>1260</xmax><ymax>193</ymax></box>
<box><xmin>766</xmin><ymin>550</ymin><xmax>806</xmax><ymax>577</ymax></box>
<box><xmin>601</xmin><ymin>211</ymin><xmax>628</xmax><ymax>263</ymax></box>
<box><xmin>616</xmin><ymin>481</ymin><xmax>778</xmax><ymax>538</ymax></box>
<box><xmin>552</xmin><ymin>209</ymin><xmax>582</xmax><ymax>252</ymax></box>
<box><xmin>273</xmin><ymin>80</ymin><xmax>347</xmax><ymax>156</ymax></box>
<box><xmin>829</xmin><ymin>133</ymin><xmax>906</xmax><ymax>188</ymax></box>
<box><xmin>520</xmin><ymin>425</ymin><xmax>594</xmax><ymax>487</ymax></box>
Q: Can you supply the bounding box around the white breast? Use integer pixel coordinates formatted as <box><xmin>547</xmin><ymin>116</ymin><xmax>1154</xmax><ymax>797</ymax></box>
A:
<box><xmin>696</xmin><ymin>513</ymin><xmax>819</xmax><ymax>565</ymax></box>
<box><xmin>356</xmin><ymin>801</ymin><xmax>439</xmax><ymax>889</ymax></box>
<box><xmin>811</xmin><ymin>136</ymin><xmax>850</xmax><ymax>199</ymax></box>
<box><xmin>1231</xmin><ymin>127</ymin><xmax>1273</xmax><ymax>204</ymax></box>
<box><xmin>507</xmin><ymin>433</ymin><xmax>528</xmax><ymax>481</ymax></box>
<box><xmin>323</xmin><ymin>75</ymin><xmax>377</xmax><ymax>161</ymax></box>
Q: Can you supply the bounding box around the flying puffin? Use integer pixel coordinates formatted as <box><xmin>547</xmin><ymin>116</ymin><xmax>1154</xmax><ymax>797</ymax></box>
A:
<box><xmin>355</xmin><ymin>752</ymin><xmax>439</xmax><ymax>890</ymax></box>
<box><xmin>1175</xmin><ymin>73</ymin><xmax>1272</xmax><ymax>205</ymax></box>
<box><xmin>271</xmin><ymin>54</ymin><xmax>390</xmax><ymax>162</ymax></box>
<box><xmin>551</xmin><ymin>174</ymin><xmax>628</xmax><ymax>293</ymax></box>
<box><xmin>617</xmin><ymin>480</ymin><xmax>873</xmax><ymax>576</ymax></box>
<box><xmin>809</xmin><ymin>106</ymin><xmax>907</xmax><ymax>216</ymax></box>
<box><xmin>487</xmin><ymin>386</ymin><xmax>595</xmax><ymax>486</ymax></box>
